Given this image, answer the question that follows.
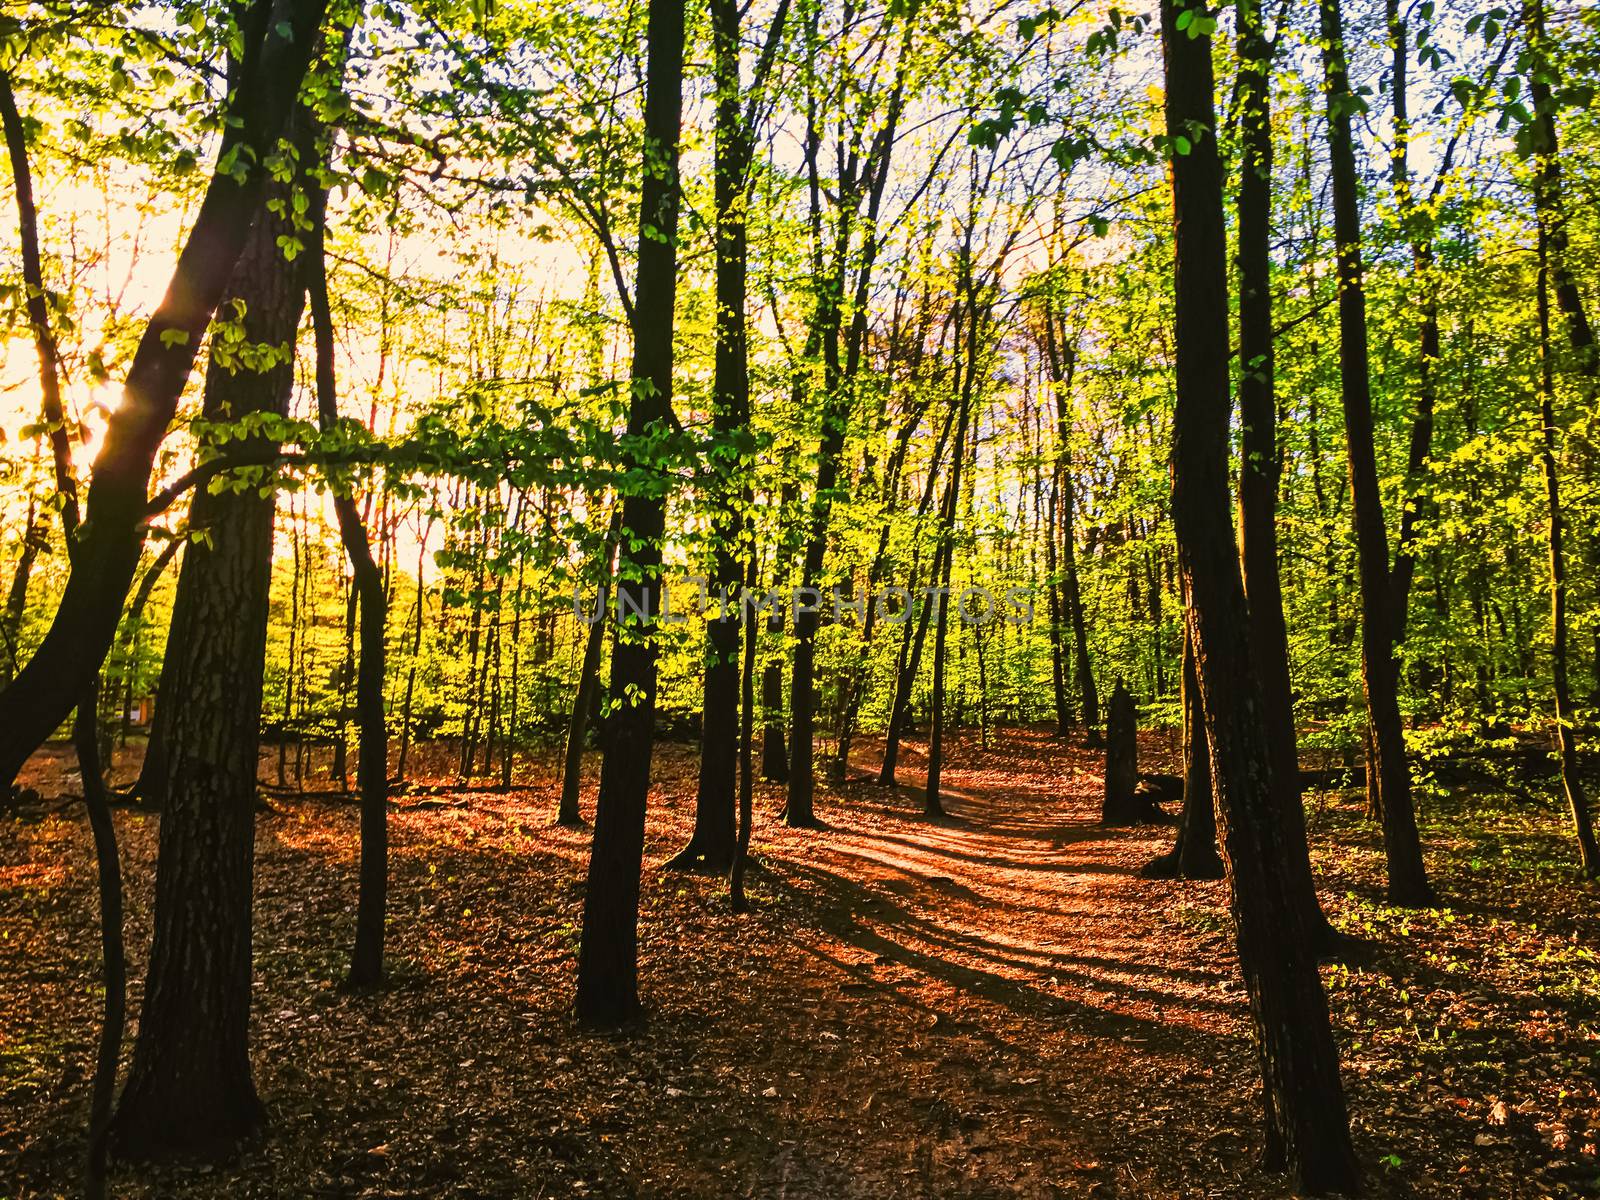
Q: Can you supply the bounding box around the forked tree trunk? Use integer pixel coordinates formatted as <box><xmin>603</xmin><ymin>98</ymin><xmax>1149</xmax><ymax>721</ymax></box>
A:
<box><xmin>674</xmin><ymin>0</ymin><xmax>790</xmax><ymax>870</ymax></box>
<box><xmin>575</xmin><ymin>0</ymin><xmax>684</xmax><ymax>1029</ymax></box>
<box><xmin>1160</xmin><ymin>2</ymin><xmax>1360</xmax><ymax>1189</ymax></box>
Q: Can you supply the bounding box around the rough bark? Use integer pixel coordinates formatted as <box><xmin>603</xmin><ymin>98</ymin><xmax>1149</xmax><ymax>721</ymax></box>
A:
<box><xmin>1234</xmin><ymin>0</ymin><xmax>1335</xmax><ymax>940</ymax></box>
<box><xmin>109</xmin><ymin>104</ymin><xmax>312</xmax><ymax>1158</ymax></box>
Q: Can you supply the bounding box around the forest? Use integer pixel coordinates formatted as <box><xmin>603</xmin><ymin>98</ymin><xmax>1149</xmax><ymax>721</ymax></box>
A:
<box><xmin>0</xmin><ymin>0</ymin><xmax>1597</xmax><ymax>1195</ymax></box>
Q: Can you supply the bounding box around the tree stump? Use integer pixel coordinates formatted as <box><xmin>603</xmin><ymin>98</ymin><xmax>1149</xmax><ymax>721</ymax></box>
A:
<box><xmin>1102</xmin><ymin>678</ymin><xmax>1140</xmax><ymax>825</ymax></box>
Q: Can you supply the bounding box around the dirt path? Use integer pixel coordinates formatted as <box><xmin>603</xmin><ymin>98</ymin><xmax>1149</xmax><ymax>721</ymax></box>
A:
<box><xmin>737</xmin><ymin>730</ymin><xmax>1267</xmax><ymax>1199</ymax></box>
<box><xmin>5</xmin><ymin>729</ymin><xmax>1595</xmax><ymax>1198</ymax></box>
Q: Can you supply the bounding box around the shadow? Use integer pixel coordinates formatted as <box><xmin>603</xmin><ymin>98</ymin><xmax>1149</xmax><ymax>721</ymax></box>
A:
<box><xmin>770</xmin><ymin>858</ymin><xmax>1247</xmax><ymax>1038</ymax></box>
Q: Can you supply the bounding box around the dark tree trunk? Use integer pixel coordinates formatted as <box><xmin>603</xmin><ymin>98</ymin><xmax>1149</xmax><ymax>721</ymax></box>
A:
<box><xmin>926</xmin><ymin>283</ymin><xmax>980</xmax><ymax>817</ymax></box>
<box><xmin>881</xmin><ymin>515</ymin><xmax>943</xmax><ymax>786</ymax></box>
<box><xmin>74</xmin><ymin>678</ymin><xmax>124</xmax><ymax>1200</ymax></box>
<box><xmin>575</xmin><ymin>0</ymin><xmax>684</xmax><ymax>1029</ymax></box>
<box><xmin>1040</xmin><ymin>309</ymin><xmax>1099</xmax><ymax>746</ymax></box>
<box><xmin>760</xmin><ymin>619</ymin><xmax>789</xmax><ymax>782</ymax></box>
<box><xmin>1101</xmin><ymin>679</ymin><xmax>1139</xmax><ymax>826</ymax></box>
<box><xmin>0</xmin><ymin>0</ymin><xmax>328</xmax><ymax>791</ymax></box>
<box><xmin>877</xmin><ymin>402</ymin><xmax>958</xmax><ymax>786</ymax></box>
<box><xmin>834</xmin><ymin>389</ymin><xmax>938</xmax><ymax>778</ymax></box>
<box><xmin>1234</xmin><ymin>0</ymin><xmax>1335</xmax><ymax>941</ymax></box>
<box><xmin>1525</xmin><ymin>4</ymin><xmax>1600</xmax><ymax>874</ymax></box>
<box><xmin>109</xmin><ymin>105</ymin><xmax>313</xmax><ymax>1158</ymax></box>
<box><xmin>785</xmin><ymin>14</ymin><xmax>911</xmax><ymax>826</ymax></box>
<box><xmin>307</xmin><ymin>159</ymin><xmax>390</xmax><ymax>985</ymax></box>
<box><xmin>396</xmin><ymin>520</ymin><xmax>430</xmax><ymax>783</ymax></box>
<box><xmin>3</xmin><ymin>68</ymin><xmax>128</xmax><ymax>1197</ymax></box>
<box><xmin>1535</xmin><ymin>245</ymin><xmax>1596</xmax><ymax>875</ymax></box>
<box><xmin>673</xmin><ymin>0</ymin><xmax>789</xmax><ymax>870</ymax></box>
<box><xmin>0</xmin><ymin>492</ymin><xmax>41</xmax><ymax>688</ymax></box>
<box><xmin>560</xmin><ymin>508</ymin><xmax>621</xmax><ymax>827</ymax></box>
<box><xmin>1143</xmin><ymin>631</ymin><xmax>1222</xmax><ymax>878</ymax></box>
<box><xmin>1384</xmin><ymin>0</ymin><xmax>1437</xmax><ymax>645</ymax></box>
<box><xmin>1044</xmin><ymin>484</ymin><xmax>1070</xmax><ymax>736</ymax></box>
<box><xmin>1160</xmin><ymin>3</ymin><xmax>1360</xmax><ymax>1188</ymax></box>
<box><xmin>729</xmin><ymin>555</ymin><xmax>761</xmax><ymax>911</ymax></box>
<box><xmin>1320</xmin><ymin>0</ymin><xmax>1434</xmax><ymax>906</ymax></box>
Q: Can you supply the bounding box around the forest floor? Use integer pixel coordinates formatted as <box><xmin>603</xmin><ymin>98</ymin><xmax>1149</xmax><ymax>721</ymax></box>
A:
<box><xmin>1</xmin><ymin>727</ymin><xmax>1598</xmax><ymax>1199</ymax></box>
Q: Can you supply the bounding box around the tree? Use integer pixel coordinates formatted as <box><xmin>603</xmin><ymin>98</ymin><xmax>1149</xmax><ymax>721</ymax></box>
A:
<box><xmin>108</xmin><ymin>76</ymin><xmax>322</xmax><ymax>1159</ymax></box>
<box><xmin>1233</xmin><ymin>0</ymin><xmax>1335</xmax><ymax>940</ymax></box>
<box><xmin>574</xmin><ymin>0</ymin><xmax>685</xmax><ymax>1028</ymax></box>
<box><xmin>1319</xmin><ymin>0</ymin><xmax>1434</xmax><ymax>906</ymax></box>
<box><xmin>669</xmin><ymin>0</ymin><xmax>791</xmax><ymax>871</ymax></box>
<box><xmin>1160</xmin><ymin>0</ymin><xmax>1359</xmax><ymax>1188</ymax></box>
<box><xmin>306</xmin><ymin>110</ymin><xmax>391</xmax><ymax>982</ymax></box>
<box><xmin>1524</xmin><ymin>0</ymin><xmax>1599</xmax><ymax>878</ymax></box>
<box><xmin>0</xmin><ymin>0</ymin><xmax>331</xmax><ymax>790</ymax></box>
<box><xmin>1</xmin><ymin>59</ymin><xmax>126</xmax><ymax>1198</ymax></box>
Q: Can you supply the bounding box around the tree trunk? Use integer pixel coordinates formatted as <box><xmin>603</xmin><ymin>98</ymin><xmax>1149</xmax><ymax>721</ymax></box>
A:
<box><xmin>109</xmin><ymin>104</ymin><xmax>313</xmax><ymax>1158</ymax></box>
<box><xmin>307</xmin><ymin>157</ymin><xmax>391</xmax><ymax>986</ymax></box>
<box><xmin>1235</xmin><ymin>0</ymin><xmax>1335</xmax><ymax>941</ymax></box>
<box><xmin>1161</xmin><ymin>2</ymin><xmax>1360</xmax><ymax>1188</ymax></box>
<box><xmin>926</xmin><ymin>288</ymin><xmax>980</xmax><ymax>817</ymax></box>
<box><xmin>672</xmin><ymin>0</ymin><xmax>779</xmax><ymax>871</ymax></box>
<box><xmin>1143</xmin><ymin>630</ymin><xmax>1223</xmax><ymax>878</ymax></box>
<box><xmin>1101</xmin><ymin>679</ymin><xmax>1139</xmax><ymax>826</ymax></box>
<box><xmin>1526</xmin><ymin>14</ymin><xmax>1600</xmax><ymax>874</ymax></box>
<box><xmin>396</xmin><ymin>518</ymin><xmax>430</xmax><ymax>783</ymax></box>
<box><xmin>575</xmin><ymin>0</ymin><xmax>684</xmax><ymax>1029</ymax></box>
<box><xmin>2</xmin><ymin>69</ymin><xmax>127</xmax><ymax>1197</ymax></box>
<box><xmin>1320</xmin><ymin>0</ymin><xmax>1434</xmax><ymax>906</ymax></box>
<box><xmin>560</xmin><ymin>508</ymin><xmax>621</xmax><ymax>826</ymax></box>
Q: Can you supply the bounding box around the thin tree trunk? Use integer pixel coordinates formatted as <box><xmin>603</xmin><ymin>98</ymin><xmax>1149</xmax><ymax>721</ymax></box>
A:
<box><xmin>1320</xmin><ymin>0</ymin><xmax>1434</xmax><ymax>905</ymax></box>
<box><xmin>2</xmin><ymin>68</ymin><xmax>127</xmax><ymax>1199</ymax></box>
<box><xmin>0</xmin><ymin>491</ymin><xmax>41</xmax><ymax>688</ymax></box>
<box><xmin>396</xmin><ymin>516</ymin><xmax>430</xmax><ymax>783</ymax></box>
<box><xmin>1530</xmin><ymin>95</ymin><xmax>1599</xmax><ymax>876</ymax></box>
<box><xmin>560</xmin><ymin>508</ymin><xmax>622</xmax><ymax>827</ymax></box>
<box><xmin>307</xmin><ymin>157</ymin><xmax>390</xmax><ymax>986</ymax></box>
<box><xmin>927</xmin><ymin>271</ymin><xmax>981</xmax><ymax>817</ymax></box>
